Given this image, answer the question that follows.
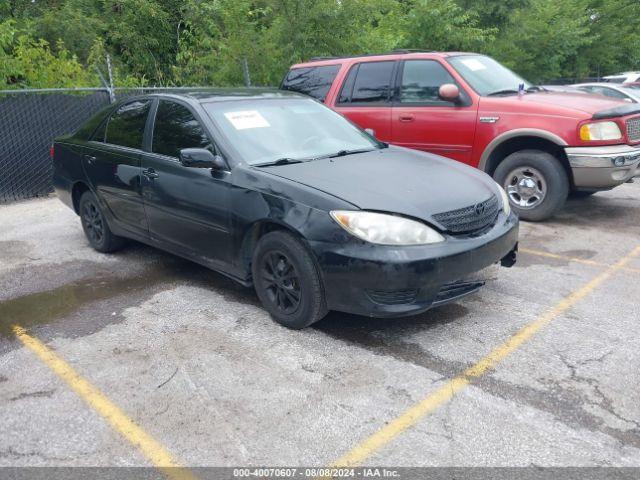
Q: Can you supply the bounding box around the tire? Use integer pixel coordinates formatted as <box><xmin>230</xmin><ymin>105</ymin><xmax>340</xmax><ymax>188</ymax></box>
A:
<box><xmin>78</xmin><ymin>191</ymin><xmax>126</xmax><ymax>253</ymax></box>
<box><xmin>569</xmin><ymin>190</ymin><xmax>597</xmax><ymax>199</ymax></box>
<box><xmin>493</xmin><ymin>150</ymin><xmax>569</xmax><ymax>221</ymax></box>
<box><xmin>252</xmin><ymin>231</ymin><xmax>328</xmax><ymax>329</ymax></box>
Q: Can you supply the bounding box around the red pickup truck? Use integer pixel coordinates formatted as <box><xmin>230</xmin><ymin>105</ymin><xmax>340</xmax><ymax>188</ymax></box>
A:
<box><xmin>282</xmin><ymin>51</ymin><xmax>640</xmax><ymax>220</ymax></box>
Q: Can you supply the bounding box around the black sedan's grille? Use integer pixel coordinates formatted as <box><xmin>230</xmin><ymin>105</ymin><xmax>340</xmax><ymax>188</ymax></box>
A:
<box><xmin>432</xmin><ymin>195</ymin><xmax>500</xmax><ymax>234</ymax></box>
<box><xmin>627</xmin><ymin>118</ymin><xmax>640</xmax><ymax>142</ymax></box>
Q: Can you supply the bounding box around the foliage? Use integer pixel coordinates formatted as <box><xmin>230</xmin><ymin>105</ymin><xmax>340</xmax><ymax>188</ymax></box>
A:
<box><xmin>174</xmin><ymin>0</ymin><xmax>396</xmax><ymax>86</ymax></box>
<box><xmin>0</xmin><ymin>19</ymin><xmax>97</xmax><ymax>88</ymax></box>
<box><xmin>457</xmin><ymin>0</ymin><xmax>530</xmax><ymax>29</ymax></box>
<box><xmin>388</xmin><ymin>0</ymin><xmax>495</xmax><ymax>52</ymax></box>
<box><xmin>585</xmin><ymin>0</ymin><xmax>640</xmax><ymax>77</ymax></box>
<box><xmin>1</xmin><ymin>0</ymin><xmax>639</xmax><ymax>89</ymax></box>
<box><xmin>0</xmin><ymin>21</ymin><xmax>21</xmax><ymax>85</ymax></box>
<box><xmin>486</xmin><ymin>0</ymin><xmax>593</xmax><ymax>82</ymax></box>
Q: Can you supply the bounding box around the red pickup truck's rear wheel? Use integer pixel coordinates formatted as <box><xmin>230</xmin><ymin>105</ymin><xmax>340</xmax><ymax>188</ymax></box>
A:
<box><xmin>493</xmin><ymin>150</ymin><xmax>569</xmax><ymax>221</ymax></box>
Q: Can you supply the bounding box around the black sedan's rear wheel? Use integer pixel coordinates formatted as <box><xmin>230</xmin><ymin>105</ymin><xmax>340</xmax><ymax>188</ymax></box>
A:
<box><xmin>252</xmin><ymin>231</ymin><xmax>328</xmax><ymax>329</ymax></box>
<box><xmin>79</xmin><ymin>191</ymin><xmax>125</xmax><ymax>253</ymax></box>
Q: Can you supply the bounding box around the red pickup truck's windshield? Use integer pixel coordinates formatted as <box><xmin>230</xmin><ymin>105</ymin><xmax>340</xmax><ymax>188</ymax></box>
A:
<box><xmin>448</xmin><ymin>55</ymin><xmax>532</xmax><ymax>96</ymax></box>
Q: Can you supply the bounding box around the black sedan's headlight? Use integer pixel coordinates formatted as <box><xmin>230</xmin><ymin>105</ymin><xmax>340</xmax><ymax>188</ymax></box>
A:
<box><xmin>330</xmin><ymin>211</ymin><xmax>445</xmax><ymax>246</ymax></box>
<box><xmin>495</xmin><ymin>182</ymin><xmax>511</xmax><ymax>216</ymax></box>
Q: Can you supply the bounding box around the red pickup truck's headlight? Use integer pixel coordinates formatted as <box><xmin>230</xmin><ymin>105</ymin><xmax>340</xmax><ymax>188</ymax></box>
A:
<box><xmin>579</xmin><ymin>121</ymin><xmax>622</xmax><ymax>141</ymax></box>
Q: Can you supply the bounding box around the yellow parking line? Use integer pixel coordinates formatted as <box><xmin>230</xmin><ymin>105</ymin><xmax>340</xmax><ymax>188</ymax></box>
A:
<box><xmin>332</xmin><ymin>245</ymin><xmax>640</xmax><ymax>467</ymax></box>
<box><xmin>12</xmin><ymin>325</ymin><xmax>197</xmax><ymax>480</ymax></box>
<box><xmin>520</xmin><ymin>247</ymin><xmax>640</xmax><ymax>274</ymax></box>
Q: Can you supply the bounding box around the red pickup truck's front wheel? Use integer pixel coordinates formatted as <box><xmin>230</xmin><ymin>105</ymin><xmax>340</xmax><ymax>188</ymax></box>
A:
<box><xmin>493</xmin><ymin>150</ymin><xmax>569</xmax><ymax>221</ymax></box>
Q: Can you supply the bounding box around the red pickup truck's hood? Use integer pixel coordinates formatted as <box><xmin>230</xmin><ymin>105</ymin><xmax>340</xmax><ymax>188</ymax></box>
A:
<box><xmin>496</xmin><ymin>91</ymin><xmax>628</xmax><ymax>116</ymax></box>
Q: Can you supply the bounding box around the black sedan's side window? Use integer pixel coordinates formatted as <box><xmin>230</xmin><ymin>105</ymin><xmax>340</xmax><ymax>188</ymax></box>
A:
<box><xmin>152</xmin><ymin>100</ymin><xmax>212</xmax><ymax>158</ymax></box>
<box><xmin>90</xmin><ymin>118</ymin><xmax>107</xmax><ymax>142</ymax></box>
<box><xmin>104</xmin><ymin>100</ymin><xmax>151</xmax><ymax>149</ymax></box>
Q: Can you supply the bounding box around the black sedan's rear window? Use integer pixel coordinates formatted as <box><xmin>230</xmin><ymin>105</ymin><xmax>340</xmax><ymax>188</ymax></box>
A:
<box><xmin>280</xmin><ymin>64</ymin><xmax>341</xmax><ymax>101</ymax></box>
<box><xmin>73</xmin><ymin>105</ymin><xmax>113</xmax><ymax>141</ymax></box>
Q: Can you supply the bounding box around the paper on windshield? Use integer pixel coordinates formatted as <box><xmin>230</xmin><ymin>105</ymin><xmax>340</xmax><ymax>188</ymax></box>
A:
<box><xmin>460</xmin><ymin>58</ymin><xmax>486</xmax><ymax>71</ymax></box>
<box><xmin>224</xmin><ymin>110</ymin><xmax>270</xmax><ymax>130</ymax></box>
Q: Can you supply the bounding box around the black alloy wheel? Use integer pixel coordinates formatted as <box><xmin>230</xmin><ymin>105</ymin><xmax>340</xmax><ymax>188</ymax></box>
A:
<box><xmin>252</xmin><ymin>231</ymin><xmax>328</xmax><ymax>329</ymax></box>
<box><xmin>82</xmin><ymin>199</ymin><xmax>104</xmax><ymax>245</ymax></box>
<box><xmin>78</xmin><ymin>190</ymin><xmax>125</xmax><ymax>253</ymax></box>
<box><xmin>260</xmin><ymin>250</ymin><xmax>301</xmax><ymax>314</ymax></box>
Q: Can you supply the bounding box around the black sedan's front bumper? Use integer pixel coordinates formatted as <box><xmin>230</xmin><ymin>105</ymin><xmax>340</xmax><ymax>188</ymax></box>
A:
<box><xmin>310</xmin><ymin>213</ymin><xmax>519</xmax><ymax>317</ymax></box>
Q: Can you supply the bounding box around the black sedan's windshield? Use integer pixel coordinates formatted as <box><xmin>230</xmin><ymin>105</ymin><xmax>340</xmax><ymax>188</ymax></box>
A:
<box><xmin>448</xmin><ymin>55</ymin><xmax>532</xmax><ymax>96</ymax></box>
<box><xmin>203</xmin><ymin>98</ymin><xmax>381</xmax><ymax>165</ymax></box>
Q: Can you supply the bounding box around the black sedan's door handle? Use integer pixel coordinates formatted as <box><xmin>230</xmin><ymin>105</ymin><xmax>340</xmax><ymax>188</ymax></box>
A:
<box><xmin>142</xmin><ymin>168</ymin><xmax>159</xmax><ymax>179</ymax></box>
<box><xmin>84</xmin><ymin>155</ymin><xmax>96</xmax><ymax>164</ymax></box>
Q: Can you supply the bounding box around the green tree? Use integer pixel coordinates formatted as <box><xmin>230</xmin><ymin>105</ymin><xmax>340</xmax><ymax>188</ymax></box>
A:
<box><xmin>0</xmin><ymin>21</ymin><xmax>21</xmax><ymax>86</ymax></box>
<box><xmin>389</xmin><ymin>0</ymin><xmax>494</xmax><ymax>52</ymax></box>
<box><xmin>105</xmin><ymin>0</ymin><xmax>181</xmax><ymax>84</ymax></box>
<box><xmin>175</xmin><ymin>0</ymin><xmax>397</xmax><ymax>87</ymax></box>
<box><xmin>2</xmin><ymin>0</ymin><xmax>640</xmax><ymax>88</ymax></box>
<box><xmin>457</xmin><ymin>0</ymin><xmax>530</xmax><ymax>29</ymax></box>
<box><xmin>265</xmin><ymin>0</ymin><xmax>395</xmax><ymax>67</ymax></box>
<box><xmin>0</xmin><ymin>19</ymin><xmax>97</xmax><ymax>88</ymax></box>
<box><xmin>173</xmin><ymin>0</ymin><xmax>265</xmax><ymax>86</ymax></box>
<box><xmin>487</xmin><ymin>0</ymin><xmax>592</xmax><ymax>82</ymax></box>
<box><xmin>25</xmin><ymin>0</ymin><xmax>104</xmax><ymax>63</ymax></box>
<box><xmin>584</xmin><ymin>0</ymin><xmax>640</xmax><ymax>76</ymax></box>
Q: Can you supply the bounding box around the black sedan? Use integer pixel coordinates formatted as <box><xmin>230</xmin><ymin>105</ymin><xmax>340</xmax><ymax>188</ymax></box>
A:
<box><xmin>52</xmin><ymin>90</ymin><xmax>518</xmax><ymax>329</ymax></box>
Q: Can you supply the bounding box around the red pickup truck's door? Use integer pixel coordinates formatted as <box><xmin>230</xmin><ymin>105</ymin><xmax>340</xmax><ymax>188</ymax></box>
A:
<box><xmin>391</xmin><ymin>60</ymin><xmax>479</xmax><ymax>166</ymax></box>
<box><xmin>331</xmin><ymin>60</ymin><xmax>395</xmax><ymax>143</ymax></box>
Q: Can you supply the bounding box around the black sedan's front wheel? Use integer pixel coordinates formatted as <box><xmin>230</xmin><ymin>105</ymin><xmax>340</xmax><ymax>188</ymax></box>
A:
<box><xmin>252</xmin><ymin>231</ymin><xmax>328</xmax><ymax>329</ymax></box>
<box><xmin>79</xmin><ymin>191</ymin><xmax>125</xmax><ymax>253</ymax></box>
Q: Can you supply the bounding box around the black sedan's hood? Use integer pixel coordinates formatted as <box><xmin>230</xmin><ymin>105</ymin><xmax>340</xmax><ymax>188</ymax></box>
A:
<box><xmin>260</xmin><ymin>146</ymin><xmax>498</xmax><ymax>225</ymax></box>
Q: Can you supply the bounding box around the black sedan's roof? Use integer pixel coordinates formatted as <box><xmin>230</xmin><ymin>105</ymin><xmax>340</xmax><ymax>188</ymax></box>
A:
<box><xmin>148</xmin><ymin>88</ymin><xmax>302</xmax><ymax>103</ymax></box>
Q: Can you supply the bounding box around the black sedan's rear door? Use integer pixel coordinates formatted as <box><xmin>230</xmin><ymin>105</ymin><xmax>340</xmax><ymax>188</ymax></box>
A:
<box><xmin>83</xmin><ymin>99</ymin><xmax>151</xmax><ymax>238</ymax></box>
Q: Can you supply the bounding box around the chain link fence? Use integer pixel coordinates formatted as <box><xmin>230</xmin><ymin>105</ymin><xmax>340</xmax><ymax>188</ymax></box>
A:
<box><xmin>0</xmin><ymin>88</ymin><xmax>112</xmax><ymax>203</ymax></box>
<box><xmin>0</xmin><ymin>87</ymin><xmax>228</xmax><ymax>204</ymax></box>
<box><xmin>0</xmin><ymin>75</ymin><xmax>603</xmax><ymax>204</ymax></box>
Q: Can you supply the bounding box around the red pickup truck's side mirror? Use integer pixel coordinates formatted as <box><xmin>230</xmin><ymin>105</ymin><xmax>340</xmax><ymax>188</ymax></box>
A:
<box><xmin>439</xmin><ymin>84</ymin><xmax>461</xmax><ymax>103</ymax></box>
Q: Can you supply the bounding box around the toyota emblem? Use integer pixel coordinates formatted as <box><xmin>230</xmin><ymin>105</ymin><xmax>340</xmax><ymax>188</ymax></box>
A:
<box><xmin>475</xmin><ymin>203</ymin><xmax>486</xmax><ymax>216</ymax></box>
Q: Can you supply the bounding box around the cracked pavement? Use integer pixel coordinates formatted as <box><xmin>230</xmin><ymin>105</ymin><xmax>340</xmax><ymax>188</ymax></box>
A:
<box><xmin>0</xmin><ymin>182</ymin><xmax>639</xmax><ymax>467</ymax></box>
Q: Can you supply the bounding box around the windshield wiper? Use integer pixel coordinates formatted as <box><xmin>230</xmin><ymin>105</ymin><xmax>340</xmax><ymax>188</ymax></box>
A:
<box><xmin>526</xmin><ymin>85</ymin><xmax>545</xmax><ymax>92</ymax></box>
<box><xmin>487</xmin><ymin>89</ymin><xmax>520</xmax><ymax>96</ymax></box>
<box><xmin>254</xmin><ymin>157</ymin><xmax>304</xmax><ymax>167</ymax></box>
<box><xmin>316</xmin><ymin>148</ymin><xmax>377</xmax><ymax>160</ymax></box>
<box><xmin>254</xmin><ymin>146</ymin><xmax>383</xmax><ymax>166</ymax></box>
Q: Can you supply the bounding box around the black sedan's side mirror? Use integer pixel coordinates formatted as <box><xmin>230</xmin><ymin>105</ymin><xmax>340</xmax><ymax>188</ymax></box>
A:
<box><xmin>179</xmin><ymin>148</ymin><xmax>227</xmax><ymax>170</ymax></box>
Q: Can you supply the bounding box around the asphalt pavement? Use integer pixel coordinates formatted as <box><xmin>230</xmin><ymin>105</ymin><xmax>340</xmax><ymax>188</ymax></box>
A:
<box><xmin>0</xmin><ymin>183</ymin><xmax>638</xmax><ymax>469</ymax></box>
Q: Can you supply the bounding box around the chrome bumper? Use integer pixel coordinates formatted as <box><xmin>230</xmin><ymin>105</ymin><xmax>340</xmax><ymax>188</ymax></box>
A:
<box><xmin>565</xmin><ymin>145</ymin><xmax>640</xmax><ymax>189</ymax></box>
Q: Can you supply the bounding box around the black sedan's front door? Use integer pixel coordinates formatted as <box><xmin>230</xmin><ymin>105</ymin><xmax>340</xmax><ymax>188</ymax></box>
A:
<box><xmin>83</xmin><ymin>99</ymin><xmax>152</xmax><ymax>238</ymax></box>
<box><xmin>140</xmin><ymin>99</ymin><xmax>232</xmax><ymax>268</ymax></box>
